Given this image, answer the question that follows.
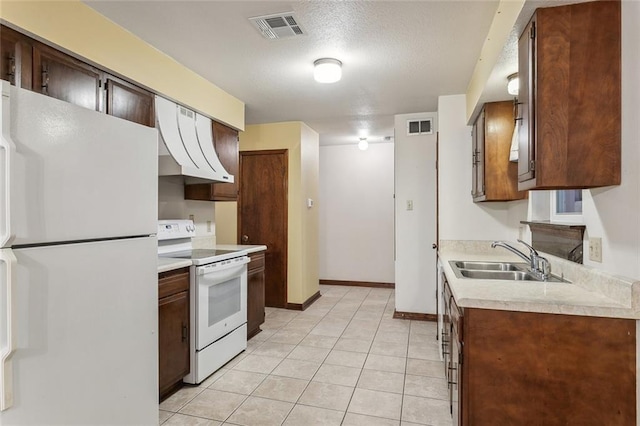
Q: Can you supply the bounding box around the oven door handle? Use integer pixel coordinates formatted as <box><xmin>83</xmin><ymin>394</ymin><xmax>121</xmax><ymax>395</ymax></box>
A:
<box><xmin>197</xmin><ymin>256</ymin><xmax>250</xmax><ymax>276</ymax></box>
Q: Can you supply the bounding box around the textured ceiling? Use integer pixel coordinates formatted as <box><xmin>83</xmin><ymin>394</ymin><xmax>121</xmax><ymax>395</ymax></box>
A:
<box><xmin>85</xmin><ymin>1</ymin><xmax>500</xmax><ymax>145</ymax></box>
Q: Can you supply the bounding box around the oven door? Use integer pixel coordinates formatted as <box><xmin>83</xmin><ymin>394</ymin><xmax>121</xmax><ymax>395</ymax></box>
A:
<box><xmin>195</xmin><ymin>257</ymin><xmax>249</xmax><ymax>350</ymax></box>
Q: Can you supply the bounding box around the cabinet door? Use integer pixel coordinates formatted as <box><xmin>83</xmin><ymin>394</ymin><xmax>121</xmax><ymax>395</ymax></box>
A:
<box><xmin>212</xmin><ymin>121</ymin><xmax>239</xmax><ymax>199</ymax></box>
<box><xmin>158</xmin><ymin>290</ymin><xmax>190</xmax><ymax>398</ymax></box>
<box><xmin>471</xmin><ymin>109</ymin><xmax>485</xmax><ymax>200</ymax></box>
<box><xmin>0</xmin><ymin>25</ymin><xmax>32</xmax><ymax>88</ymax></box>
<box><xmin>32</xmin><ymin>42</ymin><xmax>102</xmax><ymax>111</ymax></box>
<box><xmin>451</xmin><ymin>324</ymin><xmax>462</xmax><ymax>424</ymax></box>
<box><xmin>517</xmin><ymin>19</ymin><xmax>536</xmax><ymax>185</ymax></box>
<box><xmin>105</xmin><ymin>75</ymin><xmax>155</xmax><ymax>127</ymax></box>
<box><xmin>247</xmin><ymin>253</ymin><xmax>266</xmax><ymax>339</ymax></box>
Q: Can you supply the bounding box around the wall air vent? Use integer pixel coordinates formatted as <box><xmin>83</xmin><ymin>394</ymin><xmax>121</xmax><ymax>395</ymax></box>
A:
<box><xmin>249</xmin><ymin>12</ymin><xmax>305</xmax><ymax>39</ymax></box>
<box><xmin>407</xmin><ymin>118</ymin><xmax>433</xmax><ymax>136</ymax></box>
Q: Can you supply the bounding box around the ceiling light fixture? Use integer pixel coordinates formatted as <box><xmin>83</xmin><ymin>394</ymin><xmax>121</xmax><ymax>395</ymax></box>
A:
<box><xmin>358</xmin><ymin>138</ymin><xmax>368</xmax><ymax>151</ymax></box>
<box><xmin>314</xmin><ymin>58</ymin><xmax>342</xmax><ymax>83</ymax></box>
<box><xmin>507</xmin><ymin>73</ymin><xmax>519</xmax><ymax>96</ymax></box>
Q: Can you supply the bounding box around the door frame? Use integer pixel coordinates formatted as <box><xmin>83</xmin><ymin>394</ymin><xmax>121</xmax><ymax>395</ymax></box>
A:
<box><xmin>237</xmin><ymin>149</ymin><xmax>288</xmax><ymax>308</ymax></box>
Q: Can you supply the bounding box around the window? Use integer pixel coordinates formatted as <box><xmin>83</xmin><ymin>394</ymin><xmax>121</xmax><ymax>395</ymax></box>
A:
<box><xmin>551</xmin><ymin>189</ymin><xmax>583</xmax><ymax>223</ymax></box>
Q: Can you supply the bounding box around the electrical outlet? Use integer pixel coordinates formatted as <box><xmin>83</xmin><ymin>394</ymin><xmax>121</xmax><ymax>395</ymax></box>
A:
<box><xmin>589</xmin><ymin>237</ymin><xmax>602</xmax><ymax>262</ymax></box>
<box><xmin>206</xmin><ymin>220</ymin><xmax>212</xmax><ymax>232</ymax></box>
<box><xmin>188</xmin><ymin>214</ymin><xmax>195</xmax><ymax>222</ymax></box>
<box><xmin>407</xmin><ymin>200</ymin><xmax>413</xmax><ymax>211</ymax></box>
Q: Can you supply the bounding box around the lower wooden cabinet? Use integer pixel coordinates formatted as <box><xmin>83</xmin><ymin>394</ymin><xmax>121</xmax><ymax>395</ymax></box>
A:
<box><xmin>158</xmin><ymin>267</ymin><xmax>190</xmax><ymax>401</ymax></box>
<box><xmin>443</xmin><ymin>280</ymin><xmax>636</xmax><ymax>424</ymax></box>
<box><xmin>247</xmin><ymin>252</ymin><xmax>266</xmax><ymax>339</ymax></box>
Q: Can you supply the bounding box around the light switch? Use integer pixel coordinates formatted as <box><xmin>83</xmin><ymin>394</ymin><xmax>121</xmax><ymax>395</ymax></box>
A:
<box><xmin>407</xmin><ymin>200</ymin><xmax>413</xmax><ymax>211</ymax></box>
<box><xmin>589</xmin><ymin>237</ymin><xmax>602</xmax><ymax>262</ymax></box>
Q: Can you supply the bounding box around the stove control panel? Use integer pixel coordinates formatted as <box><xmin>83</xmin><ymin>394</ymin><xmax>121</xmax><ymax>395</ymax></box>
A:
<box><xmin>158</xmin><ymin>219</ymin><xmax>196</xmax><ymax>240</ymax></box>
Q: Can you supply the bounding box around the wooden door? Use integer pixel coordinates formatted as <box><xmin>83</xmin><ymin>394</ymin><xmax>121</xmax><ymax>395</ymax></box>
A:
<box><xmin>32</xmin><ymin>42</ymin><xmax>102</xmax><ymax>111</ymax></box>
<box><xmin>517</xmin><ymin>18</ymin><xmax>536</xmax><ymax>185</ymax></box>
<box><xmin>158</xmin><ymin>267</ymin><xmax>190</xmax><ymax>400</ymax></box>
<box><xmin>105</xmin><ymin>75</ymin><xmax>155</xmax><ymax>127</ymax></box>
<box><xmin>247</xmin><ymin>252</ymin><xmax>266</xmax><ymax>338</ymax></box>
<box><xmin>0</xmin><ymin>25</ymin><xmax>32</xmax><ymax>88</ymax></box>
<box><xmin>158</xmin><ymin>291</ymin><xmax>189</xmax><ymax>398</ymax></box>
<box><xmin>238</xmin><ymin>150</ymin><xmax>288</xmax><ymax>308</ymax></box>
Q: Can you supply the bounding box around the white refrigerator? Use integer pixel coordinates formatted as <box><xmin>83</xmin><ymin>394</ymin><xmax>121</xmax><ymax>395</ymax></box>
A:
<box><xmin>0</xmin><ymin>80</ymin><xmax>159</xmax><ymax>425</ymax></box>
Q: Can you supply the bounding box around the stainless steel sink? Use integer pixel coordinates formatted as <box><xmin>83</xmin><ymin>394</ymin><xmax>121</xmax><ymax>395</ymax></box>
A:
<box><xmin>453</xmin><ymin>261</ymin><xmax>527</xmax><ymax>271</ymax></box>
<box><xmin>459</xmin><ymin>269</ymin><xmax>539</xmax><ymax>280</ymax></box>
<box><xmin>449</xmin><ymin>260</ymin><xmax>568</xmax><ymax>283</ymax></box>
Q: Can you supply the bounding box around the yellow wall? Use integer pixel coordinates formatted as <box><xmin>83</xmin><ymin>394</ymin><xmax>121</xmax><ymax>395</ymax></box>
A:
<box><xmin>0</xmin><ymin>0</ymin><xmax>244</xmax><ymax>130</ymax></box>
<box><xmin>238</xmin><ymin>122</ymin><xmax>319</xmax><ymax>305</ymax></box>
<box><xmin>300</xmin><ymin>123</ymin><xmax>320</xmax><ymax>303</ymax></box>
<box><xmin>214</xmin><ymin>202</ymin><xmax>238</xmax><ymax>244</ymax></box>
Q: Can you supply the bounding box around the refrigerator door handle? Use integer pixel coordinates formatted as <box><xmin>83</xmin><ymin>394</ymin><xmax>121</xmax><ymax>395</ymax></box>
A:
<box><xmin>0</xmin><ymin>248</ymin><xmax>16</xmax><ymax>411</ymax></box>
<box><xmin>0</xmin><ymin>84</ymin><xmax>15</xmax><ymax>248</ymax></box>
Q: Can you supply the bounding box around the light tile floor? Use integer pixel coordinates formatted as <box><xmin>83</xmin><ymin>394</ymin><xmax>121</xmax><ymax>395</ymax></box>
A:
<box><xmin>159</xmin><ymin>285</ymin><xmax>452</xmax><ymax>426</ymax></box>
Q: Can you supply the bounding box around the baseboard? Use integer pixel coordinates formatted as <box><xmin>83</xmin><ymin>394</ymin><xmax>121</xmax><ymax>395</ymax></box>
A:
<box><xmin>286</xmin><ymin>291</ymin><xmax>322</xmax><ymax>311</ymax></box>
<box><xmin>319</xmin><ymin>279</ymin><xmax>395</xmax><ymax>289</ymax></box>
<box><xmin>393</xmin><ymin>310</ymin><xmax>437</xmax><ymax>322</ymax></box>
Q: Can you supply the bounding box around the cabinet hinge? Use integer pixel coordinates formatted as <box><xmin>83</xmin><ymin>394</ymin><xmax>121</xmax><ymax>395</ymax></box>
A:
<box><xmin>41</xmin><ymin>64</ymin><xmax>49</xmax><ymax>95</ymax></box>
<box><xmin>530</xmin><ymin>23</ymin><xmax>536</xmax><ymax>39</ymax></box>
<box><xmin>459</xmin><ymin>351</ymin><xmax>463</xmax><ymax>365</ymax></box>
<box><xmin>530</xmin><ymin>160</ymin><xmax>536</xmax><ymax>171</ymax></box>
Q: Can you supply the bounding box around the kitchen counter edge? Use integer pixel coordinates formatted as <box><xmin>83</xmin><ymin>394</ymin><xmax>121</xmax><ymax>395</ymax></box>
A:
<box><xmin>438</xmin><ymin>249</ymin><xmax>640</xmax><ymax>320</ymax></box>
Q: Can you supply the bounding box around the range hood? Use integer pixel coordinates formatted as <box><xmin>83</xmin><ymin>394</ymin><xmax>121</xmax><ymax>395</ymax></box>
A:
<box><xmin>156</xmin><ymin>95</ymin><xmax>234</xmax><ymax>184</ymax></box>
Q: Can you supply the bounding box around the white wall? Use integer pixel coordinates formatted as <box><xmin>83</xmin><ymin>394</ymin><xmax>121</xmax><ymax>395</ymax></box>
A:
<box><xmin>438</xmin><ymin>95</ymin><xmax>527</xmax><ymax>242</ymax></box>
<box><xmin>319</xmin><ymin>143</ymin><xmax>395</xmax><ymax>283</ymax></box>
<box><xmin>537</xmin><ymin>2</ymin><xmax>640</xmax><ymax>280</ymax></box>
<box><xmin>445</xmin><ymin>1</ymin><xmax>640</xmax><ymax>281</ymax></box>
<box><xmin>395</xmin><ymin>113</ymin><xmax>438</xmax><ymax>314</ymax></box>
<box><xmin>158</xmin><ymin>177</ymin><xmax>216</xmax><ymax>242</ymax></box>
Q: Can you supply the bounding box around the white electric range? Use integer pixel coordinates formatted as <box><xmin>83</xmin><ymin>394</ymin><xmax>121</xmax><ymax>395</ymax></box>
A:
<box><xmin>158</xmin><ymin>220</ymin><xmax>249</xmax><ymax>384</ymax></box>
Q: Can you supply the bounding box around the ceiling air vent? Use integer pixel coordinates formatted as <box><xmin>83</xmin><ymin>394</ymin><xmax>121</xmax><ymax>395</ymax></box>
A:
<box><xmin>249</xmin><ymin>12</ymin><xmax>305</xmax><ymax>39</ymax></box>
<box><xmin>407</xmin><ymin>118</ymin><xmax>433</xmax><ymax>136</ymax></box>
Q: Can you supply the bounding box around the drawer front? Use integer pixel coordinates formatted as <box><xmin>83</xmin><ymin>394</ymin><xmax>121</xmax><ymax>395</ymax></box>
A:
<box><xmin>159</xmin><ymin>267</ymin><xmax>190</xmax><ymax>299</ymax></box>
<box><xmin>248</xmin><ymin>252</ymin><xmax>265</xmax><ymax>272</ymax></box>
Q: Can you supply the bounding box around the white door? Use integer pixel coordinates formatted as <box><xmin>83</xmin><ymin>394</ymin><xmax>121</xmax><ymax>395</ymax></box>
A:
<box><xmin>0</xmin><ymin>237</ymin><xmax>157</xmax><ymax>425</ymax></box>
<box><xmin>0</xmin><ymin>81</ymin><xmax>158</xmax><ymax>248</ymax></box>
<box><xmin>394</xmin><ymin>113</ymin><xmax>438</xmax><ymax>314</ymax></box>
<box><xmin>196</xmin><ymin>259</ymin><xmax>248</xmax><ymax>350</ymax></box>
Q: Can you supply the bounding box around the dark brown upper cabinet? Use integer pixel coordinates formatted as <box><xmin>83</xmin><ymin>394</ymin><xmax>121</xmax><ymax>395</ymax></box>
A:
<box><xmin>105</xmin><ymin>75</ymin><xmax>155</xmax><ymax>127</ymax></box>
<box><xmin>517</xmin><ymin>0</ymin><xmax>621</xmax><ymax>191</ymax></box>
<box><xmin>0</xmin><ymin>26</ymin><xmax>32</xmax><ymax>89</ymax></box>
<box><xmin>472</xmin><ymin>101</ymin><xmax>527</xmax><ymax>202</ymax></box>
<box><xmin>2</xmin><ymin>24</ymin><xmax>155</xmax><ymax>128</ymax></box>
<box><xmin>184</xmin><ymin>121</ymin><xmax>239</xmax><ymax>201</ymax></box>
<box><xmin>32</xmin><ymin>42</ymin><xmax>102</xmax><ymax>112</ymax></box>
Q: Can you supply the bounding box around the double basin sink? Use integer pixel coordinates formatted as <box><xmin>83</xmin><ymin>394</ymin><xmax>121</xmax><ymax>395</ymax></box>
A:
<box><xmin>450</xmin><ymin>261</ymin><xmax>568</xmax><ymax>283</ymax></box>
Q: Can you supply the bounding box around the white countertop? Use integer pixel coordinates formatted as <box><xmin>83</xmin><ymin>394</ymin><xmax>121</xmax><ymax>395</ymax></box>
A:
<box><xmin>157</xmin><ymin>244</ymin><xmax>267</xmax><ymax>273</ymax></box>
<box><xmin>439</xmin><ymin>241</ymin><xmax>640</xmax><ymax>319</ymax></box>
<box><xmin>157</xmin><ymin>257</ymin><xmax>192</xmax><ymax>274</ymax></box>
<box><xmin>215</xmin><ymin>244</ymin><xmax>267</xmax><ymax>254</ymax></box>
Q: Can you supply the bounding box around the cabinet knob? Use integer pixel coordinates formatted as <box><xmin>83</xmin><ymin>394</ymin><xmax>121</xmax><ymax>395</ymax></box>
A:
<box><xmin>242</xmin><ymin>235</ymin><xmax>249</xmax><ymax>243</ymax></box>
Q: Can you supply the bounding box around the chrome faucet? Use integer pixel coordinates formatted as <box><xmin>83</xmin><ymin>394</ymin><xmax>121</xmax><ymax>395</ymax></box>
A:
<box><xmin>491</xmin><ymin>239</ymin><xmax>551</xmax><ymax>281</ymax></box>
